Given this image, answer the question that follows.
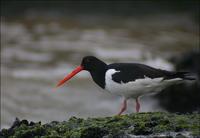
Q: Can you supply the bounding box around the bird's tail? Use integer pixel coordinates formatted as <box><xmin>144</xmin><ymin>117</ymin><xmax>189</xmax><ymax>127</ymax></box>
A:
<box><xmin>174</xmin><ymin>72</ymin><xmax>196</xmax><ymax>80</ymax></box>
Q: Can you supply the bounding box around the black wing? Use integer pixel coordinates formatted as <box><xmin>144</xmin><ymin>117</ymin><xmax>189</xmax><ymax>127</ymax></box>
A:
<box><xmin>108</xmin><ymin>63</ymin><xmax>188</xmax><ymax>83</ymax></box>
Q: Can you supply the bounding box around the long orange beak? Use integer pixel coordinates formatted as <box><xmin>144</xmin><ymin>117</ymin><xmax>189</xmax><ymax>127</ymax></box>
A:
<box><xmin>56</xmin><ymin>65</ymin><xmax>84</xmax><ymax>87</ymax></box>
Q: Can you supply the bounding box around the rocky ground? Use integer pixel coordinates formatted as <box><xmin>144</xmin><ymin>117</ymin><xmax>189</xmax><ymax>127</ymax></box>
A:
<box><xmin>1</xmin><ymin>112</ymin><xmax>199</xmax><ymax>138</ymax></box>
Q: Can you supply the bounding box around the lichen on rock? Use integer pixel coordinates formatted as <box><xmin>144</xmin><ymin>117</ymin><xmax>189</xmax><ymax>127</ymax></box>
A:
<box><xmin>1</xmin><ymin>112</ymin><xmax>199</xmax><ymax>138</ymax></box>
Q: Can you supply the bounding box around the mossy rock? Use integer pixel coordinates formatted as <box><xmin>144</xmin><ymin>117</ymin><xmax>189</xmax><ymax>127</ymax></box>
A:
<box><xmin>1</xmin><ymin>112</ymin><xmax>199</xmax><ymax>138</ymax></box>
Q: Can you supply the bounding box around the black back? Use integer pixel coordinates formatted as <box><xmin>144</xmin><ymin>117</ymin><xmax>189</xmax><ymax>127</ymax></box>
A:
<box><xmin>108</xmin><ymin>63</ymin><xmax>181</xmax><ymax>83</ymax></box>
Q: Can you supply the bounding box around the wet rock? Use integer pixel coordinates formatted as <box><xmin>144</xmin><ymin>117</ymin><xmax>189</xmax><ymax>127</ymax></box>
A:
<box><xmin>172</xmin><ymin>50</ymin><xmax>200</xmax><ymax>79</ymax></box>
<box><xmin>156</xmin><ymin>82</ymin><xmax>200</xmax><ymax>113</ymax></box>
<box><xmin>1</xmin><ymin>112</ymin><xmax>199</xmax><ymax>138</ymax></box>
<box><xmin>156</xmin><ymin>50</ymin><xmax>200</xmax><ymax>113</ymax></box>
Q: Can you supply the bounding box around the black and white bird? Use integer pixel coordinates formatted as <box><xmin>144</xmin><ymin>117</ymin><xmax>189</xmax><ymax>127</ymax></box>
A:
<box><xmin>56</xmin><ymin>56</ymin><xmax>194</xmax><ymax>115</ymax></box>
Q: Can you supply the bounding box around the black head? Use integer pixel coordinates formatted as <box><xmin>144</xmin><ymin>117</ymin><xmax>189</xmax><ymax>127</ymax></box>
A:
<box><xmin>81</xmin><ymin>56</ymin><xmax>107</xmax><ymax>72</ymax></box>
<box><xmin>56</xmin><ymin>56</ymin><xmax>107</xmax><ymax>88</ymax></box>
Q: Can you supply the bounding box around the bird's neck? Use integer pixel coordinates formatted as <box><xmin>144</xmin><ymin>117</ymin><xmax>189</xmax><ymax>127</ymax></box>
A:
<box><xmin>90</xmin><ymin>64</ymin><xmax>107</xmax><ymax>89</ymax></box>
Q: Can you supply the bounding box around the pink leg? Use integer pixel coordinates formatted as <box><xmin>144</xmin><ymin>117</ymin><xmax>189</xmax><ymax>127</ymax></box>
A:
<box><xmin>117</xmin><ymin>99</ymin><xmax>127</xmax><ymax>115</ymax></box>
<box><xmin>136</xmin><ymin>98</ymin><xmax>140</xmax><ymax>113</ymax></box>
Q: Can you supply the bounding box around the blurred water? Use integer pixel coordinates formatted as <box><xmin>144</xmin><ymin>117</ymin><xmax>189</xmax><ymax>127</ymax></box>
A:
<box><xmin>1</xmin><ymin>14</ymin><xmax>198</xmax><ymax>128</ymax></box>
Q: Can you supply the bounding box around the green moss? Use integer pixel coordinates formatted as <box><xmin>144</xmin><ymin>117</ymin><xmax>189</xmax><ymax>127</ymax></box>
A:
<box><xmin>1</xmin><ymin>112</ymin><xmax>199</xmax><ymax>138</ymax></box>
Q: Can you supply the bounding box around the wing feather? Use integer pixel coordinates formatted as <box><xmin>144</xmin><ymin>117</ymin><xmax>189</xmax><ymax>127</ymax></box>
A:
<box><xmin>108</xmin><ymin>63</ymin><xmax>174</xmax><ymax>83</ymax></box>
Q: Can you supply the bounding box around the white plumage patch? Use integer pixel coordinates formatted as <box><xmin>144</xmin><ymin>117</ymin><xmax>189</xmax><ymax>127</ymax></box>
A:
<box><xmin>105</xmin><ymin>69</ymin><xmax>182</xmax><ymax>99</ymax></box>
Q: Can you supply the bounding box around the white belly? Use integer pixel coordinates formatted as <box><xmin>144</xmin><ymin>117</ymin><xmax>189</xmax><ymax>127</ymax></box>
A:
<box><xmin>105</xmin><ymin>69</ymin><xmax>182</xmax><ymax>99</ymax></box>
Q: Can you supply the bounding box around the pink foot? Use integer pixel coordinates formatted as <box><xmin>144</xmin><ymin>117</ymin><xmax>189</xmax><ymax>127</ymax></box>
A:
<box><xmin>136</xmin><ymin>98</ymin><xmax>140</xmax><ymax>113</ymax></box>
<box><xmin>117</xmin><ymin>99</ymin><xmax>127</xmax><ymax>115</ymax></box>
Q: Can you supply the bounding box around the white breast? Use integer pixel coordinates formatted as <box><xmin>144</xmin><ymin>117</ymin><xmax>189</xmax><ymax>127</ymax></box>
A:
<box><xmin>105</xmin><ymin>69</ymin><xmax>182</xmax><ymax>99</ymax></box>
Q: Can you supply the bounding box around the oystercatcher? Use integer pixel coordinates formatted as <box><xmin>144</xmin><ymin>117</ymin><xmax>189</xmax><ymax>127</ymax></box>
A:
<box><xmin>56</xmin><ymin>56</ymin><xmax>194</xmax><ymax>115</ymax></box>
